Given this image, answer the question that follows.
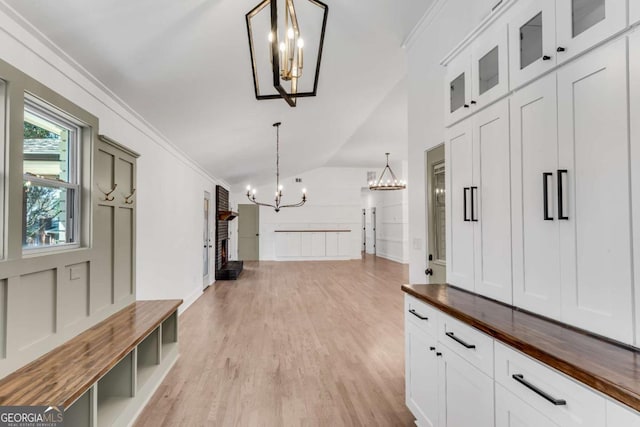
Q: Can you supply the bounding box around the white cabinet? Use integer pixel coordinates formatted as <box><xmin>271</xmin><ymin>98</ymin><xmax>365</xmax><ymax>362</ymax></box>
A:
<box><xmin>510</xmin><ymin>73</ymin><xmax>562</xmax><ymax>320</ymax></box>
<box><xmin>496</xmin><ymin>384</ymin><xmax>559</xmax><ymax>427</ymax></box>
<box><xmin>445</xmin><ymin>21</ymin><xmax>509</xmax><ymax>126</ymax></box>
<box><xmin>446</xmin><ymin>99</ymin><xmax>512</xmax><ymax>303</ymax></box>
<box><xmin>472</xmin><ymin>99</ymin><xmax>512</xmax><ymax>303</ymax></box>
<box><xmin>607</xmin><ymin>401</ymin><xmax>640</xmax><ymax>427</ymax></box>
<box><xmin>556</xmin><ymin>0</ymin><xmax>626</xmax><ymax>64</ymax></box>
<box><xmin>630</xmin><ymin>30</ymin><xmax>640</xmax><ymax>346</ymax></box>
<box><xmin>437</xmin><ymin>346</ymin><xmax>494</xmax><ymax>427</ymax></box>
<box><xmin>405</xmin><ymin>321</ymin><xmax>439</xmax><ymax>427</ymax></box>
<box><xmin>557</xmin><ymin>38</ymin><xmax>633</xmax><ymax>344</ymax></box>
<box><xmin>509</xmin><ymin>0</ymin><xmax>557</xmax><ymax>89</ymax></box>
<box><xmin>445</xmin><ymin>52</ymin><xmax>473</xmax><ymax>126</ymax></box>
<box><xmin>446</xmin><ymin>119</ymin><xmax>475</xmax><ymax>291</ymax></box>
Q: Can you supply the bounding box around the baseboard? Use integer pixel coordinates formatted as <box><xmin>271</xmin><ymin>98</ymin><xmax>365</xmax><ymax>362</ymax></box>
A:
<box><xmin>180</xmin><ymin>286</ymin><xmax>203</xmax><ymax>315</ymax></box>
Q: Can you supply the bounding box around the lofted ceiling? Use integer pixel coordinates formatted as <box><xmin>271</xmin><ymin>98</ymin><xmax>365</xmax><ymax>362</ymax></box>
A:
<box><xmin>4</xmin><ymin>0</ymin><xmax>433</xmax><ymax>185</ymax></box>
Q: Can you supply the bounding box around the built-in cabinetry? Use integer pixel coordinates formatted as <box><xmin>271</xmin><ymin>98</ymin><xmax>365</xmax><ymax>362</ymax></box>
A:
<box><xmin>508</xmin><ymin>0</ymin><xmax>625</xmax><ymax>90</ymax></box>
<box><xmin>274</xmin><ymin>230</ymin><xmax>352</xmax><ymax>259</ymax></box>
<box><xmin>94</xmin><ymin>135</ymin><xmax>138</xmax><ymax>313</ymax></box>
<box><xmin>443</xmin><ymin>0</ymin><xmax>639</xmax><ymax>346</ymax></box>
<box><xmin>633</xmin><ymin>2</ymin><xmax>640</xmax><ymax>26</ymax></box>
<box><xmin>446</xmin><ymin>99</ymin><xmax>511</xmax><ymax>304</ymax></box>
<box><xmin>403</xmin><ymin>290</ymin><xmax>640</xmax><ymax>426</ymax></box>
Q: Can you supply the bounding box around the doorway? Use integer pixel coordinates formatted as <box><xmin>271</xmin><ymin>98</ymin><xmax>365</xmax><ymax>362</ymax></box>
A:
<box><xmin>238</xmin><ymin>204</ymin><xmax>259</xmax><ymax>260</ymax></box>
<box><xmin>426</xmin><ymin>145</ymin><xmax>446</xmax><ymax>283</ymax></box>
<box><xmin>203</xmin><ymin>191</ymin><xmax>212</xmax><ymax>288</ymax></box>
<box><xmin>362</xmin><ymin>208</ymin><xmax>366</xmax><ymax>253</ymax></box>
<box><xmin>371</xmin><ymin>207</ymin><xmax>377</xmax><ymax>256</ymax></box>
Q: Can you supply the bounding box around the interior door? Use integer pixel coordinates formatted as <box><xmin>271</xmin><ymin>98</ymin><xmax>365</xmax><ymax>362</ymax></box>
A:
<box><xmin>371</xmin><ymin>207</ymin><xmax>377</xmax><ymax>255</ymax></box>
<box><xmin>630</xmin><ymin>31</ymin><xmax>640</xmax><ymax>347</ymax></box>
<box><xmin>446</xmin><ymin>119</ymin><xmax>474</xmax><ymax>292</ymax></box>
<box><xmin>472</xmin><ymin>98</ymin><xmax>512</xmax><ymax>304</ymax></box>
<box><xmin>556</xmin><ymin>0</ymin><xmax>626</xmax><ymax>65</ymax></box>
<box><xmin>362</xmin><ymin>208</ymin><xmax>366</xmax><ymax>253</ymax></box>
<box><xmin>557</xmin><ymin>38</ymin><xmax>633</xmax><ymax>343</ymax></box>
<box><xmin>426</xmin><ymin>145</ymin><xmax>446</xmax><ymax>284</ymax></box>
<box><xmin>203</xmin><ymin>192</ymin><xmax>211</xmax><ymax>288</ymax></box>
<box><xmin>510</xmin><ymin>73</ymin><xmax>561</xmax><ymax>320</ymax></box>
<box><xmin>238</xmin><ymin>204</ymin><xmax>259</xmax><ymax>261</ymax></box>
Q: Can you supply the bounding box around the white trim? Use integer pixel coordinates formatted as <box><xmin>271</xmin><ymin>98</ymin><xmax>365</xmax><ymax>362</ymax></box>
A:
<box><xmin>402</xmin><ymin>0</ymin><xmax>449</xmax><ymax>50</ymax></box>
<box><xmin>0</xmin><ymin>0</ymin><xmax>230</xmax><ymax>189</ymax></box>
<box><xmin>179</xmin><ymin>286</ymin><xmax>204</xmax><ymax>315</ymax></box>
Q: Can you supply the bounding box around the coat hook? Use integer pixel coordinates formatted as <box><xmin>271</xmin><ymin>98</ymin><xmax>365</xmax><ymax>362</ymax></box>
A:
<box><xmin>101</xmin><ymin>183</ymin><xmax>118</xmax><ymax>201</ymax></box>
<box><xmin>124</xmin><ymin>188</ymin><xmax>136</xmax><ymax>205</ymax></box>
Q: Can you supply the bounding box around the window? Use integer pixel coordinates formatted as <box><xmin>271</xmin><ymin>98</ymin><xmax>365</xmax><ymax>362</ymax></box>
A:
<box><xmin>23</xmin><ymin>101</ymin><xmax>80</xmax><ymax>251</ymax></box>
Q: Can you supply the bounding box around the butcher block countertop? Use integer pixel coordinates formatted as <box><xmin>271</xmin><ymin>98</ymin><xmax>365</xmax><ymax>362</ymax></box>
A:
<box><xmin>402</xmin><ymin>283</ymin><xmax>640</xmax><ymax>411</ymax></box>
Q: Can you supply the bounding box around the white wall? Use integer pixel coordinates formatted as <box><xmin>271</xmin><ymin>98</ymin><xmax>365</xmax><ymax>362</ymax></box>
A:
<box><xmin>361</xmin><ymin>160</ymin><xmax>409</xmax><ymax>263</ymax></box>
<box><xmin>0</xmin><ymin>4</ymin><xmax>228</xmax><ymax>313</ymax></box>
<box><xmin>406</xmin><ymin>0</ymin><xmax>496</xmax><ymax>283</ymax></box>
<box><xmin>233</xmin><ymin>166</ymin><xmax>373</xmax><ymax>261</ymax></box>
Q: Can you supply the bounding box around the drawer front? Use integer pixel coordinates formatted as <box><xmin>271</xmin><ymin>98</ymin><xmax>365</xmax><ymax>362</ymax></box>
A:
<box><xmin>606</xmin><ymin>400</ymin><xmax>640</xmax><ymax>426</ymax></box>
<box><xmin>495</xmin><ymin>342</ymin><xmax>605</xmax><ymax>427</ymax></box>
<box><xmin>438</xmin><ymin>313</ymin><xmax>494</xmax><ymax>377</ymax></box>
<box><xmin>405</xmin><ymin>295</ymin><xmax>439</xmax><ymax>337</ymax></box>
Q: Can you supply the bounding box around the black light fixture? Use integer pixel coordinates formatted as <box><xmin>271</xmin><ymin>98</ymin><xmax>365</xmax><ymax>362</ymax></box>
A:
<box><xmin>246</xmin><ymin>0</ymin><xmax>328</xmax><ymax>107</ymax></box>
<box><xmin>369</xmin><ymin>153</ymin><xmax>407</xmax><ymax>191</ymax></box>
<box><xmin>246</xmin><ymin>122</ymin><xmax>307</xmax><ymax>212</ymax></box>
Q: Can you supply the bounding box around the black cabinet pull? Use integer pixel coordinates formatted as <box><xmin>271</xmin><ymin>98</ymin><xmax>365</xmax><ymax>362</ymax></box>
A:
<box><xmin>470</xmin><ymin>100</ymin><xmax>477</xmax><ymax>105</ymax></box>
<box><xmin>543</xmin><ymin>172</ymin><xmax>553</xmax><ymax>221</ymax></box>
<box><xmin>543</xmin><ymin>55</ymin><xmax>551</xmax><ymax>60</ymax></box>
<box><xmin>471</xmin><ymin>187</ymin><xmax>478</xmax><ymax>222</ymax></box>
<box><xmin>436</xmin><ymin>352</ymin><xmax>443</xmax><ymax>357</ymax></box>
<box><xmin>445</xmin><ymin>331</ymin><xmax>476</xmax><ymax>349</ymax></box>
<box><xmin>556</xmin><ymin>47</ymin><xmax>566</xmax><ymax>52</ymax></box>
<box><xmin>408</xmin><ymin>309</ymin><xmax>428</xmax><ymax>321</ymax></box>
<box><xmin>557</xmin><ymin>169</ymin><xmax>569</xmax><ymax>220</ymax></box>
<box><xmin>512</xmin><ymin>374</ymin><xmax>567</xmax><ymax>406</ymax></box>
<box><xmin>429</xmin><ymin>346</ymin><xmax>436</xmax><ymax>351</ymax></box>
<box><xmin>464</xmin><ymin>188</ymin><xmax>470</xmax><ymax>222</ymax></box>
<box><xmin>464</xmin><ymin>104</ymin><xmax>470</xmax><ymax>108</ymax></box>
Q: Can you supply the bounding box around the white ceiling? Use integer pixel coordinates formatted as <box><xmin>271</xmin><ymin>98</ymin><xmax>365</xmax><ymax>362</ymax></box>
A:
<box><xmin>5</xmin><ymin>0</ymin><xmax>433</xmax><ymax>185</ymax></box>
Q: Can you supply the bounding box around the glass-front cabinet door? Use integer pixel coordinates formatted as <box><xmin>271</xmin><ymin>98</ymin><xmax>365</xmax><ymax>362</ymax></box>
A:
<box><xmin>472</xmin><ymin>23</ymin><xmax>509</xmax><ymax>108</ymax></box>
<box><xmin>556</xmin><ymin>0</ymin><xmax>626</xmax><ymax>64</ymax></box>
<box><xmin>444</xmin><ymin>52</ymin><xmax>472</xmax><ymax>127</ymax></box>
<box><xmin>509</xmin><ymin>0</ymin><xmax>556</xmax><ymax>89</ymax></box>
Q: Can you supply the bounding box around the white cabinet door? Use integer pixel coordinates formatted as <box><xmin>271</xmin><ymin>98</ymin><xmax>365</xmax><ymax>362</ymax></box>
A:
<box><xmin>405</xmin><ymin>322</ymin><xmax>439</xmax><ymax>427</ymax></box>
<box><xmin>325</xmin><ymin>232</ymin><xmax>338</xmax><ymax>256</ymax></box>
<box><xmin>630</xmin><ymin>31</ymin><xmax>640</xmax><ymax>347</ymax></box>
<box><xmin>510</xmin><ymin>73</ymin><xmax>562</xmax><ymax>320</ymax></box>
<box><xmin>556</xmin><ymin>0</ymin><xmax>626</xmax><ymax>65</ymax></box>
<box><xmin>446</xmin><ymin>119</ymin><xmax>475</xmax><ymax>292</ymax></box>
<box><xmin>495</xmin><ymin>384</ymin><xmax>560</xmax><ymax>427</ymax></box>
<box><xmin>337</xmin><ymin>232</ymin><xmax>351</xmax><ymax>257</ymax></box>
<box><xmin>438</xmin><ymin>347</ymin><xmax>494</xmax><ymax>427</ymax></box>
<box><xmin>632</xmin><ymin>1</ymin><xmax>640</xmax><ymax>26</ymax></box>
<box><xmin>557</xmin><ymin>38</ymin><xmax>633</xmax><ymax>344</ymax></box>
<box><xmin>509</xmin><ymin>0</ymin><xmax>557</xmax><ymax>89</ymax></box>
<box><xmin>445</xmin><ymin>52</ymin><xmax>473</xmax><ymax>126</ymax></box>
<box><xmin>471</xmin><ymin>22</ymin><xmax>509</xmax><ymax>109</ymax></box>
<box><xmin>472</xmin><ymin>98</ymin><xmax>512</xmax><ymax>304</ymax></box>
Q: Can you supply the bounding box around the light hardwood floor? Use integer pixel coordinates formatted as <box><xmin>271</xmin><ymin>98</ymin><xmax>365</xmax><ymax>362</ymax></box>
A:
<box><xmin>135</xmin><ymin>256</ymin><xmax>415</xmax><ymax>426</ymax></box>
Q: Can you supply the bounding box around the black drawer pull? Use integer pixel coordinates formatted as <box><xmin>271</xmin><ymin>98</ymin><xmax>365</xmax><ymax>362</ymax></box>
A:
<box><xmin>543</xmin><ymin>172</ymin><xmax>553</xmax><ymax>220</ymax></box>
<box><xmin>464</xmin><ymin>187</ymin><xmax>470</xmax><ymax>222</ymax></box>
<box><xmin>429</xmin><ymin>346</ymin><xmax>436</xmax><ymax>351</ymax></box>
<box><xmin>470</xmin><ymin>186</ymin><xmax>478</xmax><ymax>222</ymax></box>
<box><xmin>445</xmin><ymin>331</ymin><xmax>476</xmax><ymax>349</ymax></box>
<box><xmin>512</xmin><ymin>374</ymin><xmax>567</xmax><ymax>406</ymax></box>
<box><xmin>408</xmin><ymin>309</ymin><xmax>428</xmax><ymax>321</ymax></box>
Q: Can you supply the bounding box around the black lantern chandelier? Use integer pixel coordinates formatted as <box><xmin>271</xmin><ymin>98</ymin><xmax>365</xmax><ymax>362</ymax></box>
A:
<box><xmin>369</xmin><ymin>153</ymin><xmax>407</xmax><ymax>191</ymax></box>
<box><xmin>246</xmin><ymin>122</ymin><xmax>307</xmax><ymax>212</ymax></box>
<box><xmin>246</xmin><ymin>0</ymin><xmax>328</xmax><ymax>107</ymax></box>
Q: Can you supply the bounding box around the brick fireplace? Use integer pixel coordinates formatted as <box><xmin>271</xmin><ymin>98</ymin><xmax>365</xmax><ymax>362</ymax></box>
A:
<box><xmin>215</xmin><ymin>185</ymin><xmax>242</xmax><ymax>280</ymax></box>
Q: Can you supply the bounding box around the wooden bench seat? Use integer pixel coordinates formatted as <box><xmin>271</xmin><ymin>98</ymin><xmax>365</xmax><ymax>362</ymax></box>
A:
<box><xmin>0</xmin><ymin>299</ymin><xmax>182</xmax><ymax>410</ymax></box>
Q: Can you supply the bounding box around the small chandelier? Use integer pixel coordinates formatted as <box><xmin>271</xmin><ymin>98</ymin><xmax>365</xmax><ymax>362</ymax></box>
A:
<box><xmin>369</xmin><ymin>153</ymin><xmax>407</xmax><ymax>191</ymax></box>
<box><xmin>246</xmin><ymin>0</ymin><xmax>329</xmax><ymax>107</ymax></box>
<box><xmin>246</xmin><ymin>122</ymin><xmax>307</xmax><ymax>212</ymax></box>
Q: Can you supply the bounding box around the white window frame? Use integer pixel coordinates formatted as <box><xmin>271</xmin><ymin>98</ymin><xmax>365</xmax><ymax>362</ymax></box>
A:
<box><xmin>22</xmin><ymin>98</ymin><xmax>81</xmax><ymax>254</ymax></box>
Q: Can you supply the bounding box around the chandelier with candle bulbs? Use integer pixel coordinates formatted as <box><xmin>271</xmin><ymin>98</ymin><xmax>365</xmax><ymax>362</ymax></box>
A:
<box><xmin>246</xmin><ymin>0</ymin><xmax>328</xmax><ymax>107</ymax></box>
<box><xmin>369</xmin><ymin>153</ymin><xmax>407</xmax><ymax>191</ymax></box>
<box><xmin>246</xmin><ymin>122</ymin><xmax>307</xmax><ymax>212</ymax></box>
